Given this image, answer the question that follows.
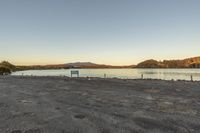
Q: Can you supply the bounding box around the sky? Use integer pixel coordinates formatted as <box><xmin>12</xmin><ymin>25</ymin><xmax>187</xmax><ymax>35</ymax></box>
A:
<box><xmin>0</xmin><ymin>0</ymin><xmax>200</xmax><ymax>65</ymax></box>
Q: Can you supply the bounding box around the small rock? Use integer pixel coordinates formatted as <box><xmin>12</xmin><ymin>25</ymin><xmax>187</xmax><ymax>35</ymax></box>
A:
<box><xmin>11</xmin><ymin>130</ymin><xmax>22</xmax><ymax>133</ymax></box>
<box><xmin>74</xmin><ymin>114</ymin><xmax>86</xmax><ymax>119</ymax></box>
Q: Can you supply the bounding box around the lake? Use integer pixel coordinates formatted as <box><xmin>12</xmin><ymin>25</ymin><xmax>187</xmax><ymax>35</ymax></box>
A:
<box><xmin>11</xmin><ymin>68</ymin><xmax>200</xmax><ymax>81</ymax></box>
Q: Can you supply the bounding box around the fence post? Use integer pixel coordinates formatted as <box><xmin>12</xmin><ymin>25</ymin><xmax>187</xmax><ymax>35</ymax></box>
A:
<box><xmin>141</xmin><ymin>74</ymin><xmax>143</xmax><ymax>79</ymax></box>
<box><xmin>191</xmin><ymin>75</ymin><xmax>193</xmax><ymax>81</ymax></box>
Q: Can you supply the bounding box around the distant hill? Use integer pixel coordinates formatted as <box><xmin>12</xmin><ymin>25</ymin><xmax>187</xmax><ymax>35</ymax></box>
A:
<box><xmin>182</xmin><ymin>57</ymin><xmax>200</xmax><ymax>68</ymax></box>
<box><xmin>65</xmin><ymin>62</ymin><xmax>99</xmax><ymax>68</ymax></box>
<box><xmin>15</xmin><ymin>62</ymin><xmax>133</xmax><ymax>70</ymax></box>
<box><xmin>65</xmin><ymin>62</ymin><xmax>133</xmax><ymax>68</ymax></box>
<box><xmin>137</xmin><ymin>60</ymin><xmax>163</xmax><ymax>68</ymax></box>
<box><xmin>136</xmin><ymin>56</ymin><xmax>200</xmax><ymax>68</ymax></box>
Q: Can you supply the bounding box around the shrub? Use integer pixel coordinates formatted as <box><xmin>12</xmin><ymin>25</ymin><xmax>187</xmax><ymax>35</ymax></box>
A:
<box><xmin>0</xmin><ymin>66</ymin><xmax>11</xmax><ymax>75</ymax></box>
<box><xmin>0</xmin><ymin>61</ymin><xmax>16</xmax><ymax>70</ymax></box>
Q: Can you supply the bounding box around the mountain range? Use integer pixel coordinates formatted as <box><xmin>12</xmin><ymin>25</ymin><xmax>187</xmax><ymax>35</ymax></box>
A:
<box><xmin>1</xmin><ymin>56</ymin><xmax>200</xmax><ymax>71</ymax></box>
<box><xmin>64</xmin><ymin>62</ymin><xmax>134</xmax><ymax>68</ymax></box>
<box><xmin>49</xmin><ymin>56</ymin><xmax>200</xmax><ymax>68</ymax></box>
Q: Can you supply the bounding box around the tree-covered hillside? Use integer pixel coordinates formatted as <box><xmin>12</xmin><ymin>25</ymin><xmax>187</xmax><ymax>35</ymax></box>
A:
<box><xmin>136</xmin><ymin>57</ymin><xmax>200</xmax><ymax>68</ymax></box>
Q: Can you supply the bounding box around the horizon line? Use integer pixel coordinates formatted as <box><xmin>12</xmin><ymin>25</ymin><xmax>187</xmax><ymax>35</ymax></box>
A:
<box><xmin>1</xmin><ymin>55</ymin><xmax>200</xmax><ymax>66</ymax></box>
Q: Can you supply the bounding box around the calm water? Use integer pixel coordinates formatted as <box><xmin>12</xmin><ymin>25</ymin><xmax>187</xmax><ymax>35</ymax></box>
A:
<box><xmin>11</xmin><ymin>68</ymin><xmax>200</xmax><ymax>81</ymax></box>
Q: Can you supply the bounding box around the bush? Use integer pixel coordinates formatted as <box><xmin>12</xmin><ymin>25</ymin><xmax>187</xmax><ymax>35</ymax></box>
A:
<box><xmin>0</xmin><ymin>66</ymin><xmax>11</xmax><ymax>75</ymax></box>
<box><xmin>0</xmin><ymin>61</ymin><xmax>16</xmax><ymax>74</ymax></box>
<box><xmin>0</xmin><ymin>61</ymin><xmax>16</xmax><ymax>70</ymax></box>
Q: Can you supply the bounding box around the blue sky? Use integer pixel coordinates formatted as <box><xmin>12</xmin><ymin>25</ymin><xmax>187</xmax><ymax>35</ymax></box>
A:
<box><xmin>0</xmin><ymin>0</ymin><xmax>200</xmax><ymax>65</ymax></box>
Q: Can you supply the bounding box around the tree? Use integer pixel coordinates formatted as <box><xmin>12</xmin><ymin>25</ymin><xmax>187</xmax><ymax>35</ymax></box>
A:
<box><xmin>0</xmin><ymin>61</ymin><xmax>15</xmax><ymax>75</ymax></box>
<box><xmin>0</xmin><ymin>61</ymin><xmax>16</xmax><ymax>70</ymax></box>
<box><xmin>0</xmin><ymin>66</ymin><xmax>11</xmax><ymax>75</ymax></box>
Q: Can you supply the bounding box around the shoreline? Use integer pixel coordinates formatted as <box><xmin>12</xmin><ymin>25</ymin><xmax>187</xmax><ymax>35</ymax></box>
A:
<box><xmin>7</xmin><ymin>75</ymin><xmax>200</xmax><ymax>82</ymax></box>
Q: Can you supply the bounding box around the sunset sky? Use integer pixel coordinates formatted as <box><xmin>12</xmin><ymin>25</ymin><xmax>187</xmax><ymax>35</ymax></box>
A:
<box><xmin>0</xmin><ymin>0</ymin><xmax>200</xmax><ymax>65</ymax></box>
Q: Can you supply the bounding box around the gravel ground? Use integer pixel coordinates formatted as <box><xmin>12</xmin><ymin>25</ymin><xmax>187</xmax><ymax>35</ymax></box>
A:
<box><xmin>0</xmin><ymin>76</ymin><xmax>200</xmax><ymax>133</ymax></box>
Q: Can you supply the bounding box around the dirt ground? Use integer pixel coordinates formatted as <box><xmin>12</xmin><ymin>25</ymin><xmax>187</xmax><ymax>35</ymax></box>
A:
<box><xmin>0</xmin><ymin>76</ymin><xmax>200</xmax><ymax>133</ymax></box>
